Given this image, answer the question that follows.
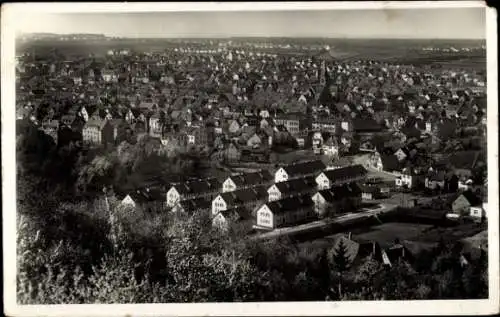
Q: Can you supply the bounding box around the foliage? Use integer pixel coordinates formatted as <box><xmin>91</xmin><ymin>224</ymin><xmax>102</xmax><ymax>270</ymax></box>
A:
<box><xmin>16</xmin><ymin>122</ymin><xmax>489</xmax><ymax>304</ymax></box>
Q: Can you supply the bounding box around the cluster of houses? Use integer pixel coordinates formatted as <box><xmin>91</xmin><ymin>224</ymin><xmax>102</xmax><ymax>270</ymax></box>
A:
<box><xmin>120</xmin><ymin>160</ymin><xmax>369</xmax><ymax>232</ymax></box>
<box><xmin>16</xmin><ymin>41</ymin><xmax>488</xmax><ymax>231</ymax></box>
<box><xmin>16</xmin><ymin>43</ymin><xmax>486</xmax><ymax>169</ymax></box>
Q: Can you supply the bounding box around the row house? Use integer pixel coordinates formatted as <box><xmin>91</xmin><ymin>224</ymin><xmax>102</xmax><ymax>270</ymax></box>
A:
<box><xmin>222</xmin><ymin>170</ymin><xmax>272</xmax><ymax>193</ymax></box>
<box><xmin>166</xmin><ymin>178</ymin><xmax>221</xmax><ymax>207</ymax></box>
<box><xmin>267</xmin><ymin>176</ymin><xmax>317</xmax><ymax>202</ymax></box>
<box><xmin>312</xmin><ymin>183</ymin><xmax>362</xmax><ymax>217</ymax></box>
<box><xmin>211</xmin><ymin>186</ymin><xmax>267</xmax><ymax>217</ymax></box>
<box><xmin>315</xmin><ymin>165</ymin><xmax>368</xmax><ymax>190</ymax></box>
<box><xmin>119</xmin><ymin>188</ymin><xmax>165</xmax><ymax>212</ymax></box>
<box><xmin>274</xmin><ymin>159</ymin><xmax>326</xmax><ymax>183</ymax></box>
<box><xmin>255</xmin><ymin>194</ymin><xmax>316</xmax><ymax>229</ymax></box>
<box><xmin>212</xmin><ymin>206</ymin><xmax>254</xmax><ymax>233</ymax></box>
<box><xmin>171</xmin><ymin>197</ymin><xmax>211</xmax><ymax>215</ymax></box>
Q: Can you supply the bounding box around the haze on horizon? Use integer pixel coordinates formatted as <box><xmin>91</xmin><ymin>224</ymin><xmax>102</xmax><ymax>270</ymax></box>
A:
<box><xmin>16</xmin><ymin>8</ymin><xmax>486</xmax><ymax>40</ymax></box>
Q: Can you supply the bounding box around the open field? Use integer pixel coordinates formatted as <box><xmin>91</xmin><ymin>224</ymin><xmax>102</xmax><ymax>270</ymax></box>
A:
<box><xmin>17</xmin><ymin>38</ymin><xmax>485</xmax><ymax>67</ymax></box>
<box><xmin>351</xmin><ymin>222</ymin><xmax>434</xmax><ymax>248</ymax></box>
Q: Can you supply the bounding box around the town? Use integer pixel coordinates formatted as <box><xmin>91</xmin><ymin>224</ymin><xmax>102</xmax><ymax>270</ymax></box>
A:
<box><xmin>16</xmin><ymin>34</ymin><xmax>489</xmax><ymax>302</ymax></box>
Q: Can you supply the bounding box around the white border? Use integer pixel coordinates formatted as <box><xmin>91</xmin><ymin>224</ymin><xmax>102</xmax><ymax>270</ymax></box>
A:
<box><xmin>2</xmin><ymin>2</ymin><xmax>498</xmax><ymax>316</ymax></box>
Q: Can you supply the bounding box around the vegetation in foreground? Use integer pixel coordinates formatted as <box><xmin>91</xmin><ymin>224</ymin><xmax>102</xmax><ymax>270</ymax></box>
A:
<box><xmin>16</xmin><ymin>121</ymin><xmax>488</xmax><ymax>304</ymax></box>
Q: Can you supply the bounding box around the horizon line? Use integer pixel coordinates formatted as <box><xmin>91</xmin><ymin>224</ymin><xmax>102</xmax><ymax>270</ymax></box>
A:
<box><xmin>18</xmin><ymin>32</ymin><xmax>486</xmax><ymax>41</ymax></box>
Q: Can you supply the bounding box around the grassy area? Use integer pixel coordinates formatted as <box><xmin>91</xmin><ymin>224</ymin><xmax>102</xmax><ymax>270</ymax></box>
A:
<box><xmin>351</xmin><ymin>223</ymin><xmax>434</xmax><ymax>248</ymax></box>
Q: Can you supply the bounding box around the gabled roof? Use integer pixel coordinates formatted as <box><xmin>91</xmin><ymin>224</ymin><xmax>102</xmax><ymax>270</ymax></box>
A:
<box><xmin>380</xmin><ymin>154</ymin><xmax>402</xmax><ymax>171</ymax></box>
<box><xmin>274</xmin><ymin>176</ymin><xmax>316</xmax><ymax>195</ymax></box>
<box><xmin>220</xmin><ymin>206</ymin><xmax>253</xmax><ymax>221</ymax></box>
<box><xmin>177</xmin><ymin>197</ymin><xmax>212</xmax><ymax>213</ymax></box>
<box><xmin>282</xmin><ymin>160</ymin><xmax>326</xmax><ymax>177</ymax></box>
<box><xmin>228</xmin><ymin>170</ymin><xmax>272</xmax><ymax>187</ymax></box>
<box><xmin>126</xmin><ymin>188</ymin><xmax>164</xmax><ymax>204</ymax></box>
<box><xmin>172</xmin><ymin>178</ymin><xmax>221</xmax><ymax>196</ymax></box>
<box><xmin>321</xmin><ymin>165</ymin><xmax>367</xmax><ymax>182</ymax></box>
<box><xmin>220</xmin><ymin>185</ymin><xmax>267</xmax><ymax>207</ymax></box>
<box><xmin>265</xmin><ymin>194</ymin><xmax>314</xmax><ymax>215</ymax></box>
<box><xmin>458</xmin><ymin>190</ymin><xmax>482</xmax><ymax>207</ymax></box>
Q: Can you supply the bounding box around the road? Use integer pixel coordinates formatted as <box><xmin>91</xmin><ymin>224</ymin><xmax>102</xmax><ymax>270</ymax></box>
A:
<box><xmin>250</xmin><ymin>202</ymin><xmax>398</xmax><ymax>241</ymax></box>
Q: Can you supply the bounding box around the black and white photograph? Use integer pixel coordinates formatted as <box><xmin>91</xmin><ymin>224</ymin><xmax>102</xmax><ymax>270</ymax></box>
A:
<box><xmin>2</xmin><ymin>2</ymin><xmax>498</xmax><ymax>316</ymax></box>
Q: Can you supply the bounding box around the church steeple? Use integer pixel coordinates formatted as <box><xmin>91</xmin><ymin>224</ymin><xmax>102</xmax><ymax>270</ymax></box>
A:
<box><xmin>319</xmin><ymin>60</ymin><xmax>326</xmax><ymax>87</ymax></box>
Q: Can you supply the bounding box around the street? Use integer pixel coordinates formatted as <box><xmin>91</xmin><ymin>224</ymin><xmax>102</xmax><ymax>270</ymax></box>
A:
<box><xmin>251</xmin><ymin>202</ymin><xmax>398</xmax><ymax>241</ymax></box>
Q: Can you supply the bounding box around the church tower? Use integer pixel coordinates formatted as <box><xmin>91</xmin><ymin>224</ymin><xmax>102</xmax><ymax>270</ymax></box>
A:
<box><xmin>319</xmin><ymin>60</ymin><xmax>326</xmax><ymax>87</ymax></box>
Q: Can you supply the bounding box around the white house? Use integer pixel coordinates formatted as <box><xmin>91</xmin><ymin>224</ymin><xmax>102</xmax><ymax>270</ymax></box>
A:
<box><xmin>255</xmin><ymin>195</ymin><xmax>315</xmax><ymax>229</ymax></box>
<box><xmin>267</xmin><ymin>176</ymin><xmax>316</xmax><ymax>202</ymax></box>
<box><xmin>222</xmin><ymin>171</ymin><xmax>272</xmax><ymax>193</ymax></box>
<box><xmin>166</xmin><ymin>187</ymin><xmax>182</xmax><ymax>207</ymax></box>
<box><xmin>212</xmin><ymin>186</ymin><xmax>266</xmax><ymax>216</ymax></box>
<box><xmin>311</xmin><ymin>190</ymin><xmax>336</xmax><ymax>217</ymax></box>
<box><xmin>274</xmin><ymin>160</ymin><xmax>326</xmax><ymax>183</ymax></box>
<box><xmin>255</xmin><ymin>204</ymin><xmax>275</xmax><ymax>228</ymax></box>
<box><xmin>469</xmin><ymin>205</ymin><xmax>485</xmax><ymax>222</ymax></box>
<box><xmin>120</xmin><ymin>194</ymin><xmax>136</xmax><ymax>208</ymax></box>
<box><xmin>166</xmin><ymin>178</ymin><xmax>221</xmax><ymax>207</ymax></box>
<box><xmin>315</xmin><ymin>165</ymin><xmax>367</xmax><ymax>190</ymax></box>
<box><xmin>212</xmin><ymin>195</ymin><xmax>228</xmax><ymax>216</ymax></box>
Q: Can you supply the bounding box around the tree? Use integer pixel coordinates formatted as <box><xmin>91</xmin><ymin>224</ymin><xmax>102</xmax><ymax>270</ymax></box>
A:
<box><xmin>332</xmin><ymin>239</ymin><xmax>350</xmax><ymax>272</ymax></box>
<box><xmin>329</xmin><ymin>239</ymin><xmax>351</xmax><ymax>298</ymax></box>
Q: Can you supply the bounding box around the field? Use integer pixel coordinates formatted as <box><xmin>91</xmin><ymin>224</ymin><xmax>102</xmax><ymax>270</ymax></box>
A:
<box><xmin>351</xmin><ymin>223</ymin><xmax>434</xmax><ymax>248</ymax></box>
<box><xmin>17</xmin><ymin>38</ymin><xmax>486</xmax><ymax>70</ymax></box>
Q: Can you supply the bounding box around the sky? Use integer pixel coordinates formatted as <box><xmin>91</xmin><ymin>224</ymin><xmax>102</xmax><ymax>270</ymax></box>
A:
<box><xmin>15</xmin><ymin>7</ymin><xmax>486</xmax><ymax>39</ymax></box>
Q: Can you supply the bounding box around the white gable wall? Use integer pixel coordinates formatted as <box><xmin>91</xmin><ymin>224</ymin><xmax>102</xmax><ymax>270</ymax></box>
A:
<box><xmin>212</xmin><ymin>195</ymin><xmax>227</xmax><ymax>216</ymax></box>
<box><xmin>121</xmin><ymin>195</ymin><xmax>136</xmax><ymax>207</ymax></box>
<box><xmin>316</xmin><ymin>173</ymin><xmax>331</xmax><ymax>190</ymax></box>
<box><xmin>275</xmin><ymin>167</ymin><xmax>289</xmax><ymax>183</ymax></box>
<box><xmin>222</xmin><ymin>178</ymin><xmax>237</xmax><ymax>193</ymax></box>
<box><xmin>267</xmin><ymin>185</ymin><xmax>282</xmax><ymax>202</ymax></box>
<box><xmin>166</xmin><ymin>187</ymin><xmax>181</xmax><ymax>207</ymax></box>
<box><xmin>256</xmin><ymin>204</ymin><xmax>274</xmax><ymax>228</ymax></box>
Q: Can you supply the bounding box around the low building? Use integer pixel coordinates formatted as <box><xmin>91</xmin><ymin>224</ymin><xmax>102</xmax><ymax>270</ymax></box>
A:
<box><xmin>166</xmin><ymin>178</ymin><xmax>221</xmax><ymax>207</ymax></box>
<box><xmin>212</xmin><ymin>186</ymin><xmax>267</xmax><ymax>217</ymax></box>
<box><xmin>315</xmin><ymin>165</ymin><xmax>367</xmax><ymax>190</ymax></box>
<box><xmin>222</xmin><ymin>170</ymin><xmax>272</xmax><ymax>193</ymax></box>
<box><xmin>171</xmin><ymin>197</ymin><xmax>211</xmax><ymax>215</ymax></box>
<box><xmin>451</xmin><ymin>190</ymin><xmax>482</xmax><ymax>215</ymax></box>
<box><xmin>274</xmin><ymin>159</ymin><xmax>326</xmax><ymax>183</ymax></box>
<box><xmin>119</xmin><ymin>188</ymin><xmax>165</xmax><ymax>212</ymax></box>
<box><xmin>267</xmin><ymin>176</ymin><xmax>317</xmax><ymax>202</ymax></box>
<box><xmin>212</xmin><ymin>206</ymin><xmax>254</xmax><ymax>233</ymax></box>
<box><xmin>255</xmin><ymin>195</ymin><xmax>316</xmax><ymax>229</ymax></box>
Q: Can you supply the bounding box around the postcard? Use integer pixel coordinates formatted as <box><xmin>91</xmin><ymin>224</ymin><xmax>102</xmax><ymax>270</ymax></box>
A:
<box><xmin>2</xmin><ymin>1</ymin><xmax>498</xmax><ymax>316</ymax></box>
